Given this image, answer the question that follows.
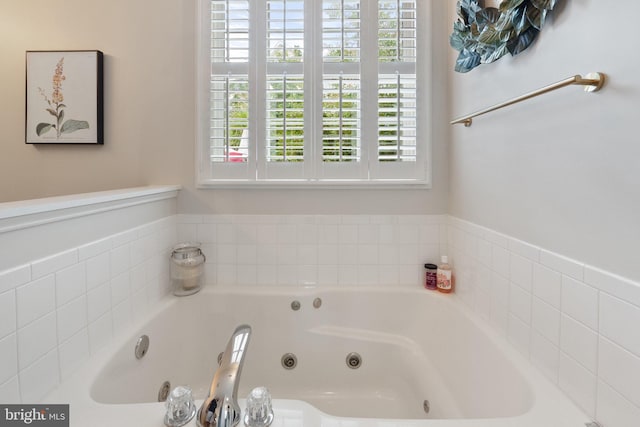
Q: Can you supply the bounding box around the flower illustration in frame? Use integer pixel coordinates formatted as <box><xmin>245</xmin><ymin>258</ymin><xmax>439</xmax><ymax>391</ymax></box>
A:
<box><xmin>26</xmin><ymin>50</ymin><xmax>103</xmax><ymax>144</ymax></box>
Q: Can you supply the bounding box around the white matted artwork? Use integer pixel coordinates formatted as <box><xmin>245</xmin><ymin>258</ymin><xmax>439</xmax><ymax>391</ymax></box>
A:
<box><xmin>26</xmin><ymin>50</ymin><xmax>103</xmax><ymax>144</ymax></box>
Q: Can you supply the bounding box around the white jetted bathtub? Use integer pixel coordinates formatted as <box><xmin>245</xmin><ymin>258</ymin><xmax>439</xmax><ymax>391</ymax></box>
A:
<box><xmin>45</xmin><ymin>286</ymin><xmax>591</xmax><ymax>427</ymax></box>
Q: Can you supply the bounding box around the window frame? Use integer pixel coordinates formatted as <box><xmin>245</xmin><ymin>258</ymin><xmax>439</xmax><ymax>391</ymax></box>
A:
<box><xmin>195</xmin><ymin>0</ymin><xmax>434</xmax><ymax>189</ymax></box>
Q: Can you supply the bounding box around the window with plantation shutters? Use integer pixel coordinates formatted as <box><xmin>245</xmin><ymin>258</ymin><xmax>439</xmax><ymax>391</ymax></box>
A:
<box><xmin>196</xmin><ymin>0</ymin><xmax>429</xmax><ymax>186</ymax></box>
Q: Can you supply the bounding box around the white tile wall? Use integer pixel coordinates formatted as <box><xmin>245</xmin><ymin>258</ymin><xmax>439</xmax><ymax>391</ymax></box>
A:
<box><xmin>177</xmin><ymin>214</ymin><xmax>448</xmax><ymax>287</ymax></box>
<box><xmin>0</xmin><ymin>215</ymin><xmax>175</xmax><ymax>403</ymax></box>
<box><xmin>448</xmin><ymin>216</ymin><xmax>640</xmax><ymax>427</ymax></box>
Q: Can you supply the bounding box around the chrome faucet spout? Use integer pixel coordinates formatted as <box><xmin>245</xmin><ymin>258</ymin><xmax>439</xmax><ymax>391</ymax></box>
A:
<box><xmin>197</xmin><ymin>324</ymin><xmax>251</xmax><ymax>427</ymax></box>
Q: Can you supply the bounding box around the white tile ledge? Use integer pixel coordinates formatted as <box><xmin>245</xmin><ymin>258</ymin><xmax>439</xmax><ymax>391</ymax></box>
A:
<box><xmin>0</xmin><ymin>185</ymin><xmax>181</xmax><ymax>234</ymax></box>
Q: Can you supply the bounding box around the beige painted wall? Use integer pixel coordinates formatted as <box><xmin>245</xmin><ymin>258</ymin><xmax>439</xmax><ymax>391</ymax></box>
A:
<box><xmin>0</xmin><ymin>1</ymin><xmax>449</xmax><ymax>215</ymax></box>
<box><xmin>448</xmin><ymin>1</ymin><xmax>640</xmax><ymax>282</ymax></box>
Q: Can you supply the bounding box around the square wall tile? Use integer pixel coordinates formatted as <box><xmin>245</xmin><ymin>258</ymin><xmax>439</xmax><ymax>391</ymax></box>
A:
<box><xmin>16</xmin><ymin>275</ymin><xmax>55</xmax><ymax>328</ymax></box>
<box><xmin>110</xmin><ymin>272</ymin><xmax>131</xmax><ymax>307</ymax></box>
<box><xmin>86</xmin><ymin>252</ymin><xmax>110</xmax><ymax>290</ymax></box>
<box><xmin>18</xmin><ymin>349</ymin><xmax>59</xmax><ymax>403</ymax></box>
<box><xmin>0</xmin><ymin>377</ymin><xmax>21</xmax><ymax>404</ymax></box>
<box><xmin>532</xmin><ymin>263</ymin><xmax>562</xmax><ymax>309</ymax></box>
<box><xmin>475</xmin><ymin>288</ymin><xmax>491</xmax><ymax>320</ymax></box>
<box><xmin>531</xmin><ymin>330</ymin><xmax>559</xmax><ymax>384</ymax></box>
<box><xmin>256</xmin><ymin>265</ymin><xmax>278</xmax><ymax>286</ymax></box>
<box><xmin>87</xmin><ymin>281</ymin><xmax>111</xmax><ymax>323</ymax></box>
<box><xmin>217</xmin><ymin>224</ymin><xmax>237</xmax><ymax>244</ymax></box>
<box><xmin>491</xmin><ymin>245</ymin><xmax>510</xmax><ymax>278</ymax></box>
<box><xmin>532</xmin><ymin>297</ymin><xmax>560</xmax><ymax>345</ymax></box>
<box><xmin>0</xmin><ymin>334</ymin><xmax>18</xmax><ymax>385</ymax></box>
<box><xmin>78</xmin><ymin>237</ymin><xmax>112</xmax><ymax>261</ymax></box>
<box><xmin>560</xmin><ymin>314</ymin><xmax>598</xmax><ymax>374</ymax></box>
<box><xmin>510</xmin><ymin>254</ymin><xmax>533</xmax><ymax>291</ymax></box>
<box><xmin>596</xmin><ymin>380</ymin><xmax>640</xmax><ymax>427</ymax></box>
<box><xmin>477</xmin><ymin>238</ymin><xmax>492</xmax><ymax>268</ymax></box>
<box><xmin>110</xmin><ymin>244</ymin><xmax>131</xmax><ymax>278</ymax></box>
<box><xmin>257</xmin><ymin>224</ymin><xmax>279</xmax><ymax>244</ymax></box>
<box><xmin>237</xmin><ymin>265</ymin><xmax>258</xmax><ymax>286</ymax></box>
<box><xmin>540</xmin><ymin>250</ymin><xmax>584</xmax><ymax>281</ymax></box>
<box><xmin>55</xmin><ymin>262</ymin><xmax>86</xmax><ymax>307</ymax></box>
<box><xmin>561</xmin><ymin>276</ymin><xmax>599</xmax><ymax>331</ymax></box>
<box><xmin>112</xmin><ymin>300</ymin><xmax>132</xmax><ymax>337</ymax></box>
<box><xmin>507</xmin><ymin>237</ymin><xmax>540</xmax><ymax>262</ymax></box>
<box><xmin>598</xmin><ymin>337</ymin><xmax>640</xmax><ymax>408</ymax></box>
<box><xmin>507</xmin><ymin>314</ymin><xmax>531</xmax><ymax>357</ymax></box>
<box><xmin>338</xmin><ymin>265</ymin><xmax>357</xmax><ymax>285</ymax></box>
<box><xmin>31</xmin><ymin>250</ymin><xmax>78</xmax><ymax>280</ymax></box>
<box><xmin>509</xmin><ymin>283</ymin><xmax>532</xmax><ymax>324</ymax></box>
<box><xmin>0</xmin><ymin>265</ymin><xmax>31</xmax><ymax>295</ymax></box>
<box><xmin>585</xmin><ymin>266</ymin><xmax>640</xmax><ymax>309</ymax></box>
<box><xmin>600</xmin><ymin>293</ymin><xmax>640</xmax><ymax>357</ymax></box>
<box><xmin>57</xmin><ymin>296</ymin><xmax>88</xmax><ymax>344</ymax></box>
<box><xmin>58</xmin><ymin>329</ymin><xmax>90</xmax><ymax>380</ymax></box>
<box><xmin>237</xmin><ymin>245</ymin><xmax>258</xmax><ymax>265</ymax></box>
<box><xmin>338</xmin><ymin>225</ymin><xmax>358</xmax><ymax>245</ymax></box>
<box><xmin>111</xmin><ymin>229</ymin><xmax>138</xmax><ymax>248</ymax></box>
<box><xmin>357</xmin><ymin>265</ymin><xmax>379</xmax><ymax>286</ymax></box>
<box><xmin>17</xmin><ymin>312</ymin><xmax>57</xmax><ymax>370</ymax></box>
<box><xmin>491</xmin><ymin>303</ymin><xmax>509</xmax><ymax>338</ymax></box>
<box><xmin>0</xmin><ymin>290</ymin><xmax>16</xmax><ymax>339</ymax></box>
<box><xmin>177</xmin><ymin>224</ymin><xmax>197</xmax><ymax>243</ymax></box>
<box><xmin>196</xmin><ymin>223</ymin><xmax>216</xmax><ymax>244</ymax></box>
<box><xmin>317</xmin><ymin>265</ymin><xmax>338</xmax><ymax>286</ymax></box>
<box><xmin>491</xmin><ymin>272</ymin><xmax>510</xmax><ymax>308</ymax></box>
<box><xmin>559</xmin><ymin>353</ymin><xmax>597</xmax><ymax>417</ymax></box>
<box><xmin>88</xmin><ymin>313</ymin><xmax>113</xmax><ymax>355</ymax></box>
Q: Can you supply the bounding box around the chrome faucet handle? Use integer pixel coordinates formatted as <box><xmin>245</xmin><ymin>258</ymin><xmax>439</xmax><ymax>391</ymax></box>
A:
<box><xmin>164</xmin><ymin>386</ymin><xmax>196</xmax><ymax>427</ymax></box>
<box><xmin>244</xmin><ymin>387</ymin><xmax>274</xmax><ymax>427</ymax></box>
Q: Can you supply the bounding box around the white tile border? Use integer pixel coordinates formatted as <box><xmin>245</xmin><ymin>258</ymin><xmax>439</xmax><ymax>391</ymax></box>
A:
<box><xmin>0</xmin><ymin>187</ymin><xmax>179</xmax><ymax>404</ymax></box>
<box><xmin>448</xmin><ymin>215</ymin><xmax>640</xmax><ymax>426</ymax></box>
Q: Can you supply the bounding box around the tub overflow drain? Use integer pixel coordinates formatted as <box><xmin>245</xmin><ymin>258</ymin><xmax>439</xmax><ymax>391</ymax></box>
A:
<box><xmin>135</xmin><ymin>335</ymin><xmax>150</xmax><ymax>359</ymax></box>
<box><xmin>281</xmin><ymin>353</ymin><xmax>297</xmax><ymax>370</ymax></box>
<box><xmin>158</xmin><ymin>381</ymin><xmax>171</xmax><ymax>402</ymax></box>
<box><xmin>346</xmin><ymin>352</ymin><xmax>362</xmax><ymax>369</ymax></box>
<box><xmin>423</xmin><ymin>399</ymin><xmax>430</xmax><ymax>414</ymax></box>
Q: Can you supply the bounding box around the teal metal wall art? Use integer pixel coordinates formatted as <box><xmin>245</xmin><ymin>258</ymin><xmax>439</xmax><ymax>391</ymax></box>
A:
<box><xmin>450</xmin><ymin>0</ymin><xmax>560</xmax><ymax>73</ymax></box>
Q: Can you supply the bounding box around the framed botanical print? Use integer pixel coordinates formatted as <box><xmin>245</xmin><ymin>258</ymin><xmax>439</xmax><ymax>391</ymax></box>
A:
<box><xmin>25</xmin><ymin>50</ymin><xmax>103</xmax><ymax>144</ymax></box>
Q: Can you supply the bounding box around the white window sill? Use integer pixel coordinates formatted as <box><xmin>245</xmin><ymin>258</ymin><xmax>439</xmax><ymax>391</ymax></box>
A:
<box><xmin>196</xmin><ymin>180</ymin><xmax>431</xmax><ymax>190</ymax></box>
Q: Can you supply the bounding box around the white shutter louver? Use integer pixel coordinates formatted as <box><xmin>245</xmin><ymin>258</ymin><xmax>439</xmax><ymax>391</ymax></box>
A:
<box><xmin>197</xmin><ymin>0</ymin><xmax>428</xmax><ymax>186</ymax></box>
